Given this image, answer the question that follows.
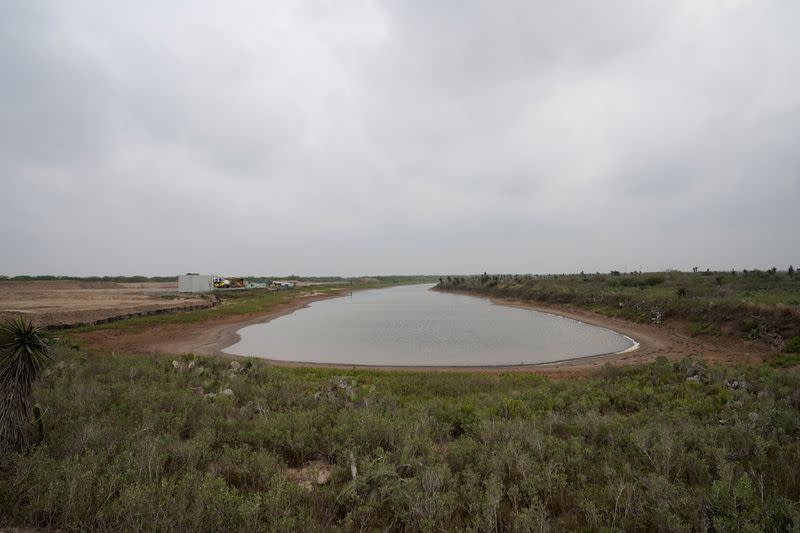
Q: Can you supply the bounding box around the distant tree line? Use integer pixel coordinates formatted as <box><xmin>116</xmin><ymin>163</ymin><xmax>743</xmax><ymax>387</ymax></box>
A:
<box><xmin>438</xmin><ymin>267</ymin><xmax>798</xmax><ymax>282</ymax></box>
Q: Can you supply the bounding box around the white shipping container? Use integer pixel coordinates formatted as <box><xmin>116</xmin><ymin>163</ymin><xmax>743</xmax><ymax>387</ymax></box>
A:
<box><xmin>178</xmin><ymin>274</ymin><xmax>214</xmax><ymax>293</ymax></box>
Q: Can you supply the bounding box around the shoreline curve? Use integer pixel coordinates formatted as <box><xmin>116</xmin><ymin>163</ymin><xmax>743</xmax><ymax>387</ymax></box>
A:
<box><xmin>220</xmin><ymin>285</ymin><xmax>642</xmax><ymax>369</ymax></box>
<box><xmin>75</xmin><ymin>284</ymin><xmax>771</xmax><ymax>376</ymax></box>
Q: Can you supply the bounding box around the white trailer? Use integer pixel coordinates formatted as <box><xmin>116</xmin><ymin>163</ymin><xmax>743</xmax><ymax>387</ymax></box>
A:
<box><xmin>178</xmin><ymin>274</ymin><xmax>214</xmax><ymax>293</ymax></box>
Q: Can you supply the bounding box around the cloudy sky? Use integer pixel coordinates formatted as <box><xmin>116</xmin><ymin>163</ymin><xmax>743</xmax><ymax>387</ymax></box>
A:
<box><xmin>2</xmin><ymin>1</ymin><xmax>798</xmax><ymax>276</ymax></box>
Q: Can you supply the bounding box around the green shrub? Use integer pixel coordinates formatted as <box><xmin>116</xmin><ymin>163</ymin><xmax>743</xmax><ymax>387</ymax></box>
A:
<box><xmin>2</xmin><ymin>348</ymin><xmax>800</xmax><ymax>531</ymax></box>
<box><xmin>769</xmin><ymin>353</ymin><xmax>800</xmax><ymax>368</ymax></box>
<box><xmin>783</xmin><ymin>336</ymin><xmax>800</xmax><ymax>354</ymax></box>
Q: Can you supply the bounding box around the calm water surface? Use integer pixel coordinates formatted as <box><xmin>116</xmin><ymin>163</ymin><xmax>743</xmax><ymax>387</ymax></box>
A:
<box><xmin>223</xmin><ymin>284</ymin><xmax>635</xmax><ymax>366</ymax></box>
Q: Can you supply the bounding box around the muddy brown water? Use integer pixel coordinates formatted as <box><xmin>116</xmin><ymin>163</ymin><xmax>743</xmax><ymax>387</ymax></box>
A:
<box><xmin>223</xmin><ymin>284</ymin><xmax>636</xmax><ymax>366</ymax></box>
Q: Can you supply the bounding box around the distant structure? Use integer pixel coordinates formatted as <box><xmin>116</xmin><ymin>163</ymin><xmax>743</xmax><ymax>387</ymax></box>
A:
<box><xmin>178</xmin><ymin>273</ymin><xmax>214</xmax><ymax>293</ymax></box>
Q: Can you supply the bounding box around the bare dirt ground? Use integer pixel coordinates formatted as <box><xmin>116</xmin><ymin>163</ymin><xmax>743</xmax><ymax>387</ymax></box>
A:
<box><xmin>0</xmin><ymin>281</ymin><xmax>209</xmax><ymax>327</ymax></box>
<box><xmin>71</xmin><ymin>288</ymin><xmax>774</xmax><ymax>378</ymax></box>
<box><xmin>73</xmin><ymin>291</ymin><xmax>349</xmax><ymax>355</ymax></box>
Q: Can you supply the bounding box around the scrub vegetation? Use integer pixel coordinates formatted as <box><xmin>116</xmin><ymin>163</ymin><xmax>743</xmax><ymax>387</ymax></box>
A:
<box><xmin>1</xmin><ymin>343</ymin><xmax>799</xmax><ymax>531</ymax></box>
<box><xmin>437</xmin><ymin>269</ymin><xmax>800</xmax><ymax>347</ymax></box>
<box><xmin>2</xmin><ymin>273</ymin><xmax>799</xmax><ymax>530</ymax></box>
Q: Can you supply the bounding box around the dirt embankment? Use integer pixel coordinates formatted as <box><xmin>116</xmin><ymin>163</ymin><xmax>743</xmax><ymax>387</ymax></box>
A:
<box><xmin>0</xmin><ymin>280</ymin><xmax>207</xmax><ymax>327</ymax></box>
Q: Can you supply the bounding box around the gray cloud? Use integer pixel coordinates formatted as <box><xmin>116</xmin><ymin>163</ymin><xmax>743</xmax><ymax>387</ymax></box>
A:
<box><xmin>1</xmin><ymin>0</ymin><xmax>798</xmax><ymax>276</ymax></box>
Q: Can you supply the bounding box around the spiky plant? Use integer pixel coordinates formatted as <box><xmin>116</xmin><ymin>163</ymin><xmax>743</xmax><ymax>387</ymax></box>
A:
<box><xmin>0</xmin><ymin>318</ymin><xmax>51</xmax><ymax>452</ymax></box>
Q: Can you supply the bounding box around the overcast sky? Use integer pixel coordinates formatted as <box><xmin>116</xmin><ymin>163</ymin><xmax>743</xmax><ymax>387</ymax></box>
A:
<box><xmin>1</xmin><ymin>1</ymin><xmax>798</xmax><ymax>276</ymax></box>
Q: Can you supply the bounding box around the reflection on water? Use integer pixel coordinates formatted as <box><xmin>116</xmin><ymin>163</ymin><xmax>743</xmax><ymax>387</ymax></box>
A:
<box><xmin>223</xmin><ymin>284</ymin><xmax>635</xmax><ymax>366</ymax></box>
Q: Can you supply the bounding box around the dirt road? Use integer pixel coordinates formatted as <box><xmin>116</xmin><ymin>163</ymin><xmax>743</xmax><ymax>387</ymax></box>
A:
<box><xmin>0</xmin><ymin>281</ymin><xmax>208</xmax><ymax>327</ymax></box>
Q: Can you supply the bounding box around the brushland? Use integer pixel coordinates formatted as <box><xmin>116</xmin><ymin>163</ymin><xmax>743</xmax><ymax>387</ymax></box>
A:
<box><xmin>436</xmin><ymin>270</ymin><xmax>800</xmax><ymax>348</ymax></box>
<box><xmin>2</xmin><ymin>273</ymin><xmax>799</xmax><ymax>530</ymax></box>
<box><xmin>1</xmin><ymin>344</ymin><xmax>799</xmax><ymax>531</ymax></box>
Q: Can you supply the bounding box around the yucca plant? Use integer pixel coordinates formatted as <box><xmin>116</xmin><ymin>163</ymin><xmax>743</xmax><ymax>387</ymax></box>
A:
<box><xmin>0</xmin><ymin>318</ymin><xmax>51</xmax><ymax>452</ymax></box>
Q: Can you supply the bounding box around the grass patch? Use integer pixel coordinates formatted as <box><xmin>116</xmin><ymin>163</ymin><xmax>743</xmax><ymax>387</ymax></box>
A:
<box><xmin>769</xmin><ymin>353</ymin><xmax>800</xmax><ymax>368</ymax></box>
<box><xmin>1</xmin><ymin>347</ymin><xmax>799</xmax><ymax>531</ymax></box>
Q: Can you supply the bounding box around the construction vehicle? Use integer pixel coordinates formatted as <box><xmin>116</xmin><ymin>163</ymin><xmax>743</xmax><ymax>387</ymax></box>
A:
<box><xmin>213</xmin><ymin>276</ymin><xmax>246</xmax><ymax>289</ymax></box>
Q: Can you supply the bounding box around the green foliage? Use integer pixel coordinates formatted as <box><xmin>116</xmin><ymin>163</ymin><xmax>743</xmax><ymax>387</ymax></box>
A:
<box><xmin>436</xmin><ymin>270</ymin><xmax>800</xmax><ymax>342</ymax></box>
<box><xmin>643</xmin><ymin>275</ymin><xmax>665</xmax><ymax>286</ymax></box>
<box><xmin>784</xmin><ymin>336</ymin><xmax>800</xmax><ymax>354</ymax></box>
<box><xmin>768</xmin><ymin>353</ymin><xmax>800</xmax><ymax>368</ymax></box>
<box><xmin>0</xmin><ymin>318</ymin><xmax>52</xmax><ymax>451</ymax></box>
<box><xmin>1</xmin><ymin>347</ymin><xmax>799</xmax><ymax>530</ymax></box>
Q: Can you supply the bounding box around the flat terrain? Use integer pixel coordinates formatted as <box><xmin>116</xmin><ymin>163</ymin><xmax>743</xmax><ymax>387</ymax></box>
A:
<box><xmin>0</xmin><ymin>280</ymin><xmax>208</xmax><ymax>327</ymax></box>
<box><xmin>72</xmin><ymin>284</ymin><xmax>775</xmax><ymax>377</ymax></box>
<box><xmin>2</xmin><ymin>346</ymin><xmax>798</xmax><ymax>531</ymax></box>
<box><xmin>2</xmin><ymin>274</ymin><xmax>799</xmax><ymax>530</ymax></box>
<box><xmin>3</xmin><ymin>274</ymin><xmax>791</xmax><ymax>375</ymax></box>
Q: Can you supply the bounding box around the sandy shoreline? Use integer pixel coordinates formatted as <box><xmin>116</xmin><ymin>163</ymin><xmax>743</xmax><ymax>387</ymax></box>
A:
<box><xmin>76</xmin><ymin>285</ymin><xmax>772</xmax><ymax>377</ymax></box>
<box><xmin>74</xmin><ymin>290</ymin><xmax>351</xmax><ymax>358</ymax></box>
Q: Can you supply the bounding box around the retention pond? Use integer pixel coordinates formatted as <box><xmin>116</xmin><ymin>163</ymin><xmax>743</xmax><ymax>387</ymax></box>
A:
<box><xmin>223</xmin><ymin>284</ymin><xmax>636</xmax><ymax>366</ymax></box>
